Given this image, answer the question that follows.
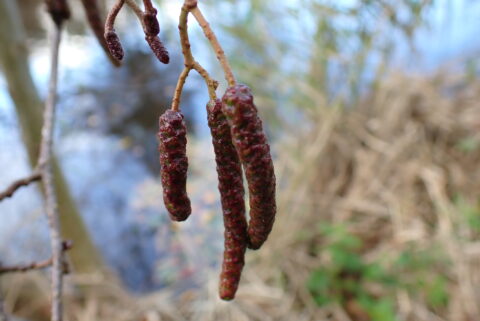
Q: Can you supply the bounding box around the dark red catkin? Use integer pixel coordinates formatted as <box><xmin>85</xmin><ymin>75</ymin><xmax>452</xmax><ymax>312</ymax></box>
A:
<box><xmin>105</xmin><ymin>30</ymin><xmax>124</xmax><ymax>61</ymax></box>
<box><xmin>222</xmin><ymin>84</ymin><xmax>276</xmax><ymax>250</ymax></box>
<box><xmin>45</xmin><ymin>0</ymin><xmax>70</xmax><ymax>26</ymax></box>
<box><xmin>142</xmin><ymin>0</ymin><xmax>159</xmax><ymax>36</ymax></box>
<box><xmin>158</xmin><ymin>110</ymin><xmax>191</xmax><ymax>221</ymax></box>
<box><xmin>80</xmin><ymin>0</ymin><xmax>121</xmax><ymax>67</ymax></box>
<box><xmin>143</xmin><ymin>9</ymin><xmax>160</xmax><ymax>36</ymax></box>
<box><xmin>146</xmin><ymin>35</ymin><xmax>170</xmax><ymax>64</ymax></box>
<box><xmin>104</xmin><ymin>0</ymin><xmax>125</xmax><ymax>62</ymax></box>
<box><xmin>140</xmin><ymin>1</ymin><xmax>169</xmax><ymax>64</ymax></box>
<box><xmin>207</xmin><ymin>99</ymin><xmax>248</xmax><ymax>300</ymax></box>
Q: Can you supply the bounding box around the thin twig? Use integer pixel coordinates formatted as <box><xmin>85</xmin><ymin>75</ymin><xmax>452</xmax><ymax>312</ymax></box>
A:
<box><xmin>171</xmin><ymin>3</ymin><xmax>218</xmax><ymax>111</ymax></box>
<box><xmin>190</xmin><ymin>5</ymin><xmax>236</xmax><ymax>86</ymax></box>
<box><xmin>179</xmin><ymin>5</ymin><xmax>195</xmax><ymax>67</ymax></box>
<box><xmin>0</xmin><ymin>171</ymin><xmax>41</xmax><ymax>201</ymax></box>
<box><xmin>193</xmin><ymin>61</ymin><xmax>218</xmax><ymax>99</ymax></box>
<box><xmin>142</xmin><ymin>0</ymin><xmax>155</xmax><ymax>13</ymax></box>
<box><xmin>0</xmin><ymin>241</ymin><xmax>72</xmax><ymax>274</ymax></box>
<box><xmin>105</xmin><ymin>0</ymin><xmax>125</xmax><ymax>33</ymax></box>
<box><xmin>38</xmin><ymin>22</ymin><xmax>64</xmax><ymax>321</ymax></box>
<box><xmin>125</xmin><ymin>0</ymin><xmax>144</xmax><ymax>23</ymax></box>
<box><xmin>171</xmin><ymin>67</ymin><xmax>191</xmax><ymax>112</ymax></box>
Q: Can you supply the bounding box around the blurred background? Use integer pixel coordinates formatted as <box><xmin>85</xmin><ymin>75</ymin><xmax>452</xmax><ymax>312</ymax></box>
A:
<box><xmin>0</xmin><ymin>0</ymin><xmax>479</xmax><ymax>320</ymax></box>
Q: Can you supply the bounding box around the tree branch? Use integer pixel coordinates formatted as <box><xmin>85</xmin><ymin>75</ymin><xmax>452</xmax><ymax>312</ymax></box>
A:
<box><xmin>190</xmin><ymin>4</ymin><xmax>236</xmax><ymax>86</ymax></box>
<box><xmin>125</xmin><ymin>0</ymin><xmax>144</xmax><ymax>23</ymax></box>
<box><xmin>0</xmin><ymin>171</ymin><xmax>41</xmax><ymax>201</ymax></box>
<box><xmin>0</xmin><ymin>241</ymin><xmax>72</xmax><ymax>275</ymax></box>
<box><xmin>171</xmin><ymin>3</ymin><xmax>218</xmax><ymax>111</ymax></box>
<box><xmin>38</xmin><ymin>21</ymin><xmax>64</xmax><ymax>321</ymax></box>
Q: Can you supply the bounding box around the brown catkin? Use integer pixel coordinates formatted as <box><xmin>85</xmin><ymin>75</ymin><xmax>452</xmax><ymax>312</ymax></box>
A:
<box><xmin>80</xmin><ymin>0</ymin><xmax>120</xmax><ymax>66</ymax></box>
<box><xmin>222</xmin><ymin>84</ymin><xmax>276</xmax><ymax>250</ymax></box>
<box><xmin>207</xmin><ymin>99</ymin><xmax>247</xmax><ymax>301</ymax></box>
<box><xmin>145</xmin><ymin>35</ymin><xmax>170</xmax><ymax>64</ymax></box>
<box><xmin>104</xmin><ymin>30</ymin><xmax>124</xmax><ymax>61</ymax></box>
<box><xmin>143</xmin><ymin>11</ymin><xmax>160</xmax><ymax>36</ymax></box>
<box><xmin>45</xmin><ymin>0</ymin><xmax>70</xmax><ymax>26</ymax></box>
<box><xmin>158</xmin><ymin>110</ymin><xmax>191</xmax><ymax>221</ymax></box>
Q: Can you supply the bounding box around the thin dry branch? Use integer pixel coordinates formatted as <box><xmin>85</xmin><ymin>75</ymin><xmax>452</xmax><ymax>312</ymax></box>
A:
<box><xmin>0</xmin><ymin>241</ymin><xmax>72</xmax><ymax>274</ymax></box>
<box><xmin>0</xmin><ymin>171</ymin><xmax>41</xmax><ymax>201</ymax></box>
<box><xmin>38</xmin><ymin>22</ymin><xmax>64</xmax><ymax>321</ymax></box>
<box><xmin>125</xmin><ymin>0</ymin><xmax>144</xmax><ymax>23</ymax></box>
<box><xmin>171</xmin><ymin>3</ymin><xmax>218</xmax><ymax>111</ymax></box>
<box><xmin>190</xmin><ymin>5</ymin><xmax>236</xmax><ymax>86</ymax></box>
<box><xmin>105</xmin><ymin>0</ymin><xmax>125</xmax><ymax>33</ymax></box>
<box><xmin>171</xmin><ymin>67</ymin><xmax>191</xmax><ymax>112</ymax></box>
<box><xmin>142</xmin><ymin>0</ymin><xmax>155</xmax><ymax>13</ymax></box>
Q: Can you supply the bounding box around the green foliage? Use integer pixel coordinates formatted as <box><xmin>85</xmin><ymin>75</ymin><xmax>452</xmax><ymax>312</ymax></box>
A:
<box><xmin>307</xmin><ymin>224</ymin><xmax>450</xmax><ymax>319</ymax></box>
<box><xmin>456</xmin><ymin>137</ymin><xmax>480</xmax><ymax>152</ymax></box>
<box><xmin>453</xmin><ymin>195</ymin><xmax>480</xmax><ymax>233</ymax></box>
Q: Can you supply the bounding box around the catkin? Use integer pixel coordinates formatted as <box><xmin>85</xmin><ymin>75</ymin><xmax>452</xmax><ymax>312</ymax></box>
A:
<box><xmin>143</xmin><ymin>11</ymin><xmax>160</xmax><ymax>36</ymax></box>
<box><xmin>222</xmin><ymin>84</ymin><xmax>276</xmax><ymax>250</ymax></box>
<box><xmin>80</xmin><ymin>0</ymin><xmax>120</xmax><ymax>66</ymax></box>
<box><xmin>207</xmin><ymin>99</ymin><xmax>247</xmax><ymax>300</ymax></box>
<box><xmin>146</xmin><ymin>35</ymin><xmax>170</xmax><ymax>64</ymax></box>
<box><xmin>158</xmin><ymin>110</ymin><xmax>191</xmax><ymax>221</ymax></box>
<box><xmin>104</xmin><ymin>30</ymin><xmax>124</xmax><ymax>61</ymax></box>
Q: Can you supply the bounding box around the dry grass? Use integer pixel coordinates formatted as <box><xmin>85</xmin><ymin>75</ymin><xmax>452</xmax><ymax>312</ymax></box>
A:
<box><xmin>3</xmin><ymin>71</ymin><xmax>480</xmax><ymax>321</ymax></box>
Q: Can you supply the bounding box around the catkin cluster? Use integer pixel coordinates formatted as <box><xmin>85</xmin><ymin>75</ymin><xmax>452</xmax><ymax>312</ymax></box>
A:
<box><xmin>99</xmin><ymin>0</ymin><xmax>277</xmax><ymax>301</ymax></box>
<box><xmin>104</xmin><ymin>0</ymin><xmax>169</xmax><ymax>65</ymax></box>
<box><xmin>157</xmin><ymin>86</ymin><xmax>276</xmax><ymax>300</ymax></box>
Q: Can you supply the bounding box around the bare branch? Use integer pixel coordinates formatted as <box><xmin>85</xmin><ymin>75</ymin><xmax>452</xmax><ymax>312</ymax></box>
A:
<box><xmin>125</xmin><ymin>0</ymin><xmax>144</xmax><ymax>23</ymax></box>
<box><xmin>0</xmin><ymin>171</ymin><xmax>41</xmax><ymax>201</ymax></box>
<box><xmin>190</xmin><ymin>5</ymin><xmax>236</xmax><ymax>86</ymax></box>
<box><xmin>171</xmin><ymin>3</ymin><xmax>218</xmax><ymax>111</ymax></box>
<box><xmin>0</xmin><ymin>241</ymin><xmax>72</xmax><ymax>275</ymax></box>
<box><xmin>105</xmin><ymin>0</ymin><xmax>125</xmax><ymax>33</ymax></box>
<box><xmin>171</xmin><ymin>67</ymin><xmax>191</xmax><ymax>112</ymax></box>
<box><xmin>38</xmin><ymin>21</ymin><xmax>64</xmax><ymax>321</ymax></box>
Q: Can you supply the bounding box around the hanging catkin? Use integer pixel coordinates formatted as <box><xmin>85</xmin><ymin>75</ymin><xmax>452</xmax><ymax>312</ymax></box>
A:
<box><xmin>80</xmin><ymin>0</ymin><xmax>121</xmax><ymax>66</ymax></box>
<box><xmin>158</xmin><ymin>110</ymin><xmax>191</xmax><ymax>221</ymax></box>
<box><xmin>207</xmin><ymin>99</ymin><xmax>247</xmax><ymax>300</ymax></box>
<box><xmin>222</xmin><ymin>84</ymin><xmax>276</xmax><ymax>250</ymax></box>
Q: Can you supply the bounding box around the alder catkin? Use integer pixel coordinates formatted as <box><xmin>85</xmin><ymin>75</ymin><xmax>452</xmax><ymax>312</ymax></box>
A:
<box><xmin>45</xmin><ymin>0</ymin><xmax>70</xmax><ymax>26</ymax></box>
<box><xmin>207</xmin><ymin>99</ymin><xmax>247</xmax><ymax>300</ymax></box>
<box><xmin>143</xmin><ymin>11</ymin><xmax>160</xmax><ymax>36</ymax></box>
<box><xmin>80</xmin><ymin>0</ymin><xmax>120</xmax><ymax>66</ymax></box>
<box><xmin>145</xmin><ymin>35</ymin><xmax>170</xmax><ymax>64</ymax></box>
<box><xmin>222</xmin><ymin>84</ymin><xmax>276</xmax><ymax>250</ymax></box>
<box><xmin>158</xmin><ymin>110</ymin><xmax>191</xmax><ymax>221</ymax></box>
<box><xmin>104</xmin><ymin>30</ymin><xmax>124</xmax><ymax>61</ymax></box>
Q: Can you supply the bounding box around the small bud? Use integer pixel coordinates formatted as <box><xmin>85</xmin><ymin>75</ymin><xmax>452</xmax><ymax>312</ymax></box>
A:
<box><xmin>145</xmin><ymin>35</ymin><xmax>170</xmax><ymax>64</ymax></box>
<box><xmin>143</xmin><ymin>12</ymin><xmax>160</xmax><ymax>36</ymax></box>
<box><xmin>104</xmin><ymin>30</ymin><xmax>124</xmax><ymax>61</ymax></box>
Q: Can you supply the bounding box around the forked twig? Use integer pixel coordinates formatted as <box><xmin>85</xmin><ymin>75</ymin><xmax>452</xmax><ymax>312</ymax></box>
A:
<box><xmin>171</xmin><ymin>2</ymin><xmax>219</xmax><ymax>111</ymax></box>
